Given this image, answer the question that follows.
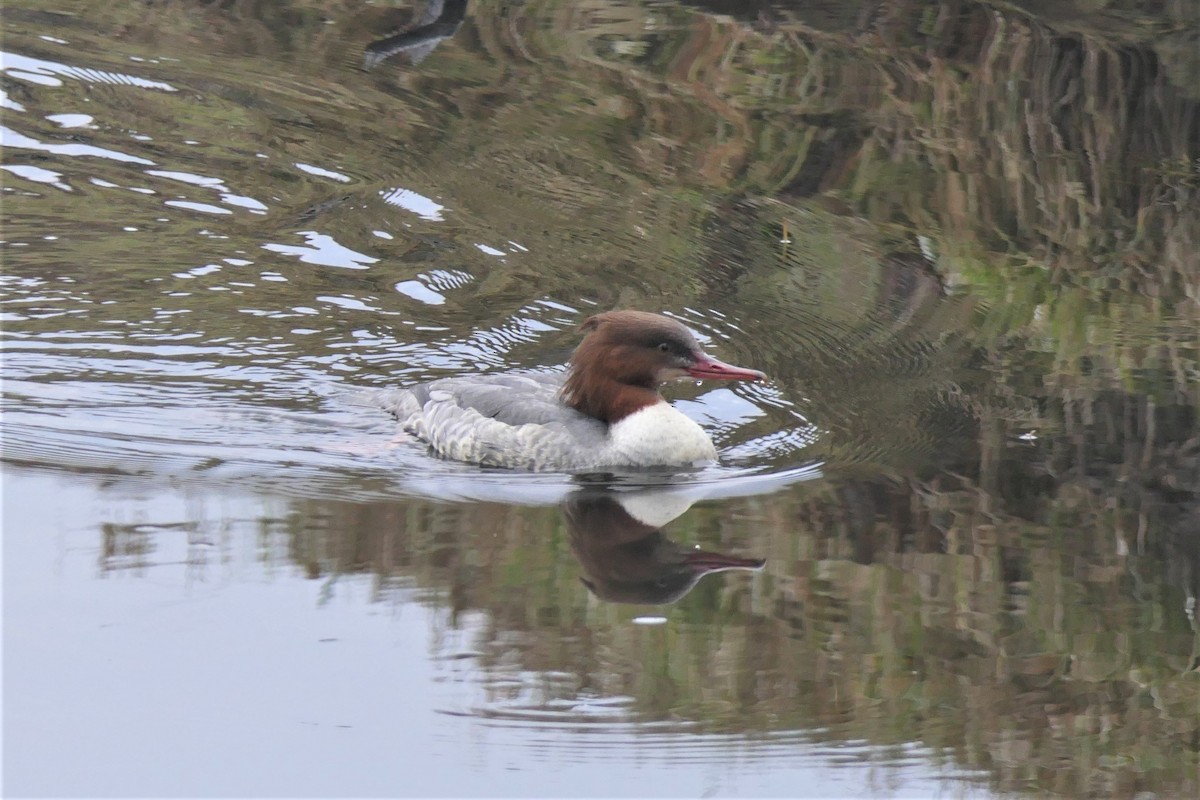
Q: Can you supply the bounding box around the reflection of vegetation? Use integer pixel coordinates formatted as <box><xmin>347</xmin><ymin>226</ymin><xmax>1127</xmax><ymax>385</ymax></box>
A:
<box><xmin>14</xmin><ymin>0</ymin><xmax>1196</xmax><ymax>287</ymax></box>
<box><xmin>181</xmin><ymin>418</ymin><xmax>1191</xmax><ymax>799</ymax></box>
<box><xmin>10</xmin><ymin>0</ymin><xmax>1192</xmax><ymax>413</ymax></box>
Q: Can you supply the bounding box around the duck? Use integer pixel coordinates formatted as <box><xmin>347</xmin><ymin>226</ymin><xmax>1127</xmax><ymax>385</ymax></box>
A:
<box><xmin>383</xmin><ymin>310</ymin><xmax>765</xmax><ymax>471</ymax></box>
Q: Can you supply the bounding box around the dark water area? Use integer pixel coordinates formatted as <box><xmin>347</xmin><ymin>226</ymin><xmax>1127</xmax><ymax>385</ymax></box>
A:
<box><xmin>2</xmin><ymin>1</ymin><xmax>1198</xmax><ymax>797</ymax></box>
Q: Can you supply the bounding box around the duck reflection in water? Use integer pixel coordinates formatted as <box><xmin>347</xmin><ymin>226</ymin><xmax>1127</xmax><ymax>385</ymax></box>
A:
<box><xmin>363</xmin><ymin>0</ymin><xmax>468</xmax><ymax>69</ymax></box>
<box><xmin>565</xmin><ymin>488</ymin><xmax>764</xmax><ymax>605</ymax></box>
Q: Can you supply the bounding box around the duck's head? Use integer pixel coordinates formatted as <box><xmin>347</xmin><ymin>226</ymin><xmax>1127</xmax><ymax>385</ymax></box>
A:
<box><xmin>562</xmin><ymin>311</ymin><xmax>765</xmax><ymax>423</ymax></box>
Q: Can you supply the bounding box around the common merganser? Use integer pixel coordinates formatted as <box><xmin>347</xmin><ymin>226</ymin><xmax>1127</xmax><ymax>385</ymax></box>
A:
<box><xmin>385</xmin><ymin>310</ymin><xmax>765</xmax><ymax>471</ymax></box>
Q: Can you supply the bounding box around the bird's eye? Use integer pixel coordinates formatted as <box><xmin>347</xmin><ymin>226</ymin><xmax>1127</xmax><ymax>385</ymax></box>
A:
<box><xmin>658</xmin><ymin>342</ymin><xmax>670</xmax><ymax>353</ymax></box>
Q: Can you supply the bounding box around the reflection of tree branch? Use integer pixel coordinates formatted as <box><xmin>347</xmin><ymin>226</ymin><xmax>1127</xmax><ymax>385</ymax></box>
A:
<box><xmin>363</xmin><ymin>0</ymin><xmax>468</xmax><ymax>70</ymax></box>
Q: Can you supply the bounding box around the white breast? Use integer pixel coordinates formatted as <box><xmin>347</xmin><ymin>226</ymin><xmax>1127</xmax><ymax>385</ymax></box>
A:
<box><xmin>606</xmin><ymin>403</ymin><xmax>718</xmax><ymax>467</ymax></box>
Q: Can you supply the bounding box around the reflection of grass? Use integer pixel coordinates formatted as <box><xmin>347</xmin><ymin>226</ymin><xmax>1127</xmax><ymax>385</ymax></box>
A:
<box><xmin>265</xmin><ymin>479</ymin><xmax>1196</xmax><ymax>796</ymax></box>
<box><xmin>943</xmin><ymin>241</ymin><xmax>1199</xmax><ymax>405</ymax></box>
<box><xmin>516</xmin><ymin>0</ymin><xmax>1199</xmax><ymax>301</ymax></box>
<box><xmin>14</xmin><ymin>0</ymin><xmax>1194</xmax><ymax>311</ymax></box>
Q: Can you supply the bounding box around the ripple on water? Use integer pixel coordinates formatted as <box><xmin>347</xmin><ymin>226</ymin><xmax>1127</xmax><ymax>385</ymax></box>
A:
<box><xmin>1</xmin><ymin>316</ymin><xmax>821</xmax><ymax>506</ymax></box>
<box><xmin>441</xmin><ymin>674</ymin><xmax>983</xmax><ymax>778</ymax></box>
<box><xmin>1</xmin><ymin>39</ymin><xmax>821</xmax><ymax>503</ymax></box>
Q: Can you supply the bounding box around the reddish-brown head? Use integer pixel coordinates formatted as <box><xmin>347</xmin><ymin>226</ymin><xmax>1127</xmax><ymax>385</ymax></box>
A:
<box><xmin>560</xmin><ymin>311</ymin><xmax>765</xmax><ymax>424</ymax></box>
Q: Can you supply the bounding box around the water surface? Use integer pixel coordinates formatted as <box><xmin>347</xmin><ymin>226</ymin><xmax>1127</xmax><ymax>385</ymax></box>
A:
<box><xmin>3</xmin><ymin>1</ymin><xmax>1198</xmax><ymax>797</ymax></box>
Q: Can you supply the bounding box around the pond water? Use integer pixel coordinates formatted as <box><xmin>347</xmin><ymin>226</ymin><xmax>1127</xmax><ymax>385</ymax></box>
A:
<box><xmin>2</xmin><ymin>1</ymin><xmax>1198</xmax><ymax>797</ymax></box>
